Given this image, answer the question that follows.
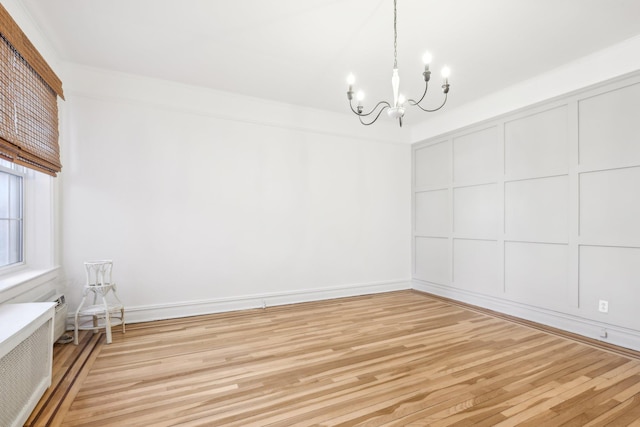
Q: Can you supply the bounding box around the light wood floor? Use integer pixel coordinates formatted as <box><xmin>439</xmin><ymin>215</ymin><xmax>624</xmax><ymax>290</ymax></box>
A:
<box><xmin>28</xmin><ymin>290</ymin><xmax>640</xmax><ymax>426</ymax></box>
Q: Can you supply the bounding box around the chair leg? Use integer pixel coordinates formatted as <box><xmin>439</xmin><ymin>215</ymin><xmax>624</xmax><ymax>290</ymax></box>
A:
<box><xmin>74</xmin><ymin>295</ymin><xmax>87</xmax><ymax>345</ymax></box>
<box><xmin>121</xmin><ymin>308</ymin><xmax>126</xmax><ymax>334</ymax></box>
<box><xmin>74</xmin><ymin>315</ymin><xmax>79</xmax><ymax>345</ymax></box>
<box><xmin>102</xmin><ymin>295</ymin><xmax>113</xmax><ymax>344</ymax></box>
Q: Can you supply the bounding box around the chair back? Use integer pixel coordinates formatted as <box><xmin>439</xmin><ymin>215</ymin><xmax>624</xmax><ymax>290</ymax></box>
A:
<box><xmin>84</xmin><ymin>260</ymin><xmax>113</xmax><ymax>287</ymax></box>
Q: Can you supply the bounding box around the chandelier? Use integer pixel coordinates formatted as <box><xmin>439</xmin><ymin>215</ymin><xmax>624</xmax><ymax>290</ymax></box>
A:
<box><xmin>346</xmin><ymin>0</ymin><xmax>451</xmax><ymax>127</ymax></box>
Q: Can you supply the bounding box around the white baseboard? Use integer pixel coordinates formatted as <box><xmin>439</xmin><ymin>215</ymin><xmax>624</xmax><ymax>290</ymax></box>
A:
<box><xmin>412</xmin><ymin>279</ymin><xmax>640</xmax><ymax>352</ymax></box>
<box><xmin>69</xmin><ymin>279</ymin><xmax>411</xmax><ymax>325</ymax></box>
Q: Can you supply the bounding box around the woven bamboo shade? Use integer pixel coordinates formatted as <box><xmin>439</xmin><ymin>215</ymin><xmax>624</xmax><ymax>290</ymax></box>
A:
<box><xmin>0</xmin><ymin>4</ymin><xmax>64</xmax><ymax>176</ymax></box>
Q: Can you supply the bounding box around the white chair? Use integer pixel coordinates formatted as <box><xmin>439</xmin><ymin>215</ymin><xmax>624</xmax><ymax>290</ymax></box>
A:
<box><xmin>74</xmin><ymin>260</ymin><xmax>125</xmax><ymax>345</ymax></box>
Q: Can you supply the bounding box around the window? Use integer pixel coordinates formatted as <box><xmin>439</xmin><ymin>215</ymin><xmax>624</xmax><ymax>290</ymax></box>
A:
<box><xmin>0</xmin><ymin>5</ymin><xmax>60</xmax><ymax>298</ymax></box>
<box><xmin>0</xmin><ymin>156</ymin><xmax>55</xmax><ymax>298</ymax></box>
<box><xmin>0</xmin><ymin>165</ymin><xmax>23</xmax><ymax>268</ymax></box>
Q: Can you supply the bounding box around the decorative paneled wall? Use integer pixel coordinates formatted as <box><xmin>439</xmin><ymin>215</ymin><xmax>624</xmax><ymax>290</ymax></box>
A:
<box><xmin>412</xmin><ymin>72</ymin><xmax>640</xmax><ymax>348</ymax></box>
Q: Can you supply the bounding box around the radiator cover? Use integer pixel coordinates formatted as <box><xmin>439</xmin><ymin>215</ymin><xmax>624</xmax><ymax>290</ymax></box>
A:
<box><xmin>0</xmin><ymin>303</ymin><xmax>55</xmax><ymax>427</ymax></box>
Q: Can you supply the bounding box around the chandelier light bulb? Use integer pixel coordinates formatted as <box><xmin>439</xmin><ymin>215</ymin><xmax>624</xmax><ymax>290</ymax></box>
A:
<box><xmin>398</xmin><ymin>94</ymin><xmax>406</xmax><ymax>105</ymax></box>
<box><xmin>356</xmin><ymin>90</ymin><xmax>365</xmax><ymax>102</ymax></box>
<box><xmin>441</xmin><ymin>66</ymin><xmax>451</xmax><ymax>79</ymax></box>
<box><xmin>347</xmin><ymin>73</ymin><xmax>356</xmax><ymax>86</ymax></box>
<box><xmin>422</xmin><ymin>51</ymin><xmax>432</xmax><ymax>65</ymax></box>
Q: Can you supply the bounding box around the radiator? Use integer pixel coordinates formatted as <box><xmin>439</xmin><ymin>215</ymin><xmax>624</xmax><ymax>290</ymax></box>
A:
<box><xmin>40</xmin><ymin>292</ymin><xmax>68</xmax><ymax>342</ymax></box>
<box><xmin>0</xmin><ymin>303</ymin><xmax>55</xmax><ymax>427</ymax></box>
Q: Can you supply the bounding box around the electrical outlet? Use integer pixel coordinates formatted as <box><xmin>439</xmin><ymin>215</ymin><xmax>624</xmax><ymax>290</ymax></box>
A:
<box><xmin>598</xmin><ymin>300</ymin><xmax>609</xmax><ymax>313</ymax></box>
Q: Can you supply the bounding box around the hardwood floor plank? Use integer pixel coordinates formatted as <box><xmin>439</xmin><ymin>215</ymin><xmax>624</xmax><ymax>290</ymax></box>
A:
<box><xmin>28</xmin><ymin>291</ymin><xmax>640</xmax><ymax>426</ymax></box>
<box><xmin>25</xmin><ymin>331</ymin><xmax>102</xmax><ymax>427</ymax></box>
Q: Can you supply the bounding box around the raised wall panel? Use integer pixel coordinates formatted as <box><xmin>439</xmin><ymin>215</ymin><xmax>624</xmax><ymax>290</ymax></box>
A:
<box><xmin>504</xmin><ymin>242</ymin><xmax>569</xmax><ymax>309</ymax></box>
<box><xmin>452</xmin><ymin>239</ymin><xmax>500</xmax><ymax>295</ymax></box>
<box><xmin>580</xmin><ymin>167</ymin><xmax>640</xmax><ymax>246</ymax></box>
<box><xmin>453</xmin><ymin>184</ymin><xmax>498</xmax><ymax>239</ymax></box>
<box><xmin>415</xmin><ymin>190</ymin><xmax>449</xmax><ymax>237</ymax></box>
<box><xmin>505</xmin><ymin>106</ymin><xmax>568</xmax><ymax>179</ymax></box>
<box><xmin>413</xmin><ymin>73</ymin><xmax>640</xmax><ymax>350</ymax></box>
<box><xmin>505</xmin><ymin>175</ymin><xmax>569</xmax><ymax>243</ymax></box>
<box><xmin>453</xmin><ymin>126</ymin><xmax>498</xmax><ymax>184</ymax></box>
<box><xmin>414</xmin><ymin>237</ymin><xmax>449</xmax><ymax>285</ymax></box>
<box><xmin>579</xmin><ymin>245</ymin><xmax>640</xmax><ymax>330</ymax></box>
<box><xmin>579</xmin><ymin>83</ymin><xmax>640</xmax><ymax>169</ymax></box>
<box><xmin>414</xmin><ymin>141</ymin><xmax>450</xmax><ymax>189</ymax></box>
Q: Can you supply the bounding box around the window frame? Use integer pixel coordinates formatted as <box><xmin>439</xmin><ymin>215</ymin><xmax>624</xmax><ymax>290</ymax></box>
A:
<box><xmin>0</xmin><ymin>160</ymin><xmax>25</xmax><ymax>271</ymax></box>
<box><xmin>0</xmin><ymin>156</ymin><xmax>57</xmax><ymax>301</ymax></box>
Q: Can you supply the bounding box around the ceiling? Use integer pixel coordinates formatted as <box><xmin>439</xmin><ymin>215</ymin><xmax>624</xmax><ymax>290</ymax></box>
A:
<box><xmin>21</xmin><ymin>0</ymin><xmax>640</xmax><ymax>123</ymax></box>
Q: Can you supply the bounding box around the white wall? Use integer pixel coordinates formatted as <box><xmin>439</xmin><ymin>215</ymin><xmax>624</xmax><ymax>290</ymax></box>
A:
<box><xmin>412</xmin><ymin>71</ymin><xmax>640</xmax><ymax>351</ymax></box>
<box><xmin>60</xmin><ymin>65</ymin><xmax>412</xmax><ymax>321</ymax></box>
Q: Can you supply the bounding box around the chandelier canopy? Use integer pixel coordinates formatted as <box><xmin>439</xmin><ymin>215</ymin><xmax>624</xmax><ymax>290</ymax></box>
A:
<box><xmin>346</xmin><ymin>0</ymin><xmax>451</xmax><ymax>127</ymax></box>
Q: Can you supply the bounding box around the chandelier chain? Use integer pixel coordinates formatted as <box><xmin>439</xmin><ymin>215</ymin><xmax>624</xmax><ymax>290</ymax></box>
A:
<box><xmin>393</xmin><ymin>0</ymin><xmax>398</xmax><ymax>69</ymax></box>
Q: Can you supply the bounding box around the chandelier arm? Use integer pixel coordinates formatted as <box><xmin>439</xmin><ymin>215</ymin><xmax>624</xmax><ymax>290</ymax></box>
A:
<box><xmin>348</xmin><ymin>101</ymin><xmax>360</xmax><ymax>115</ymax></box>
<box><xmin>358</xmin><ymin>105</ymin><xmax>390</xmax><ymax>126</ymax></box>
<box><xmin>410</xmin><ymin>93</ymin><xmax>449</xmax><ymax>113</ymax></box>
<box><xmin>349</xmin><ymin>99</ymin><xmax>392</xmax><ymax>117</ymax></box>
<box><xmin>407</xmin><ymin>82</ymin><xmax>429</xmax><ymax>106</ymax></box>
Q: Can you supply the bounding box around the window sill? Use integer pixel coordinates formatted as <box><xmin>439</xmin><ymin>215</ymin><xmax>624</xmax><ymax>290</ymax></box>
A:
<box><xmin>0</xmin><ymin>266</ymin><xmax>60</xmax><ymax>303</ymax></box>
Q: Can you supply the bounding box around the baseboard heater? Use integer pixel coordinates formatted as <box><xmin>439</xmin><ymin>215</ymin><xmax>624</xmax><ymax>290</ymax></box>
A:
<box><xmin>0</xmin><ymin>303</ymin><xmax>55</xmax><ymax>427</ymax></box>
